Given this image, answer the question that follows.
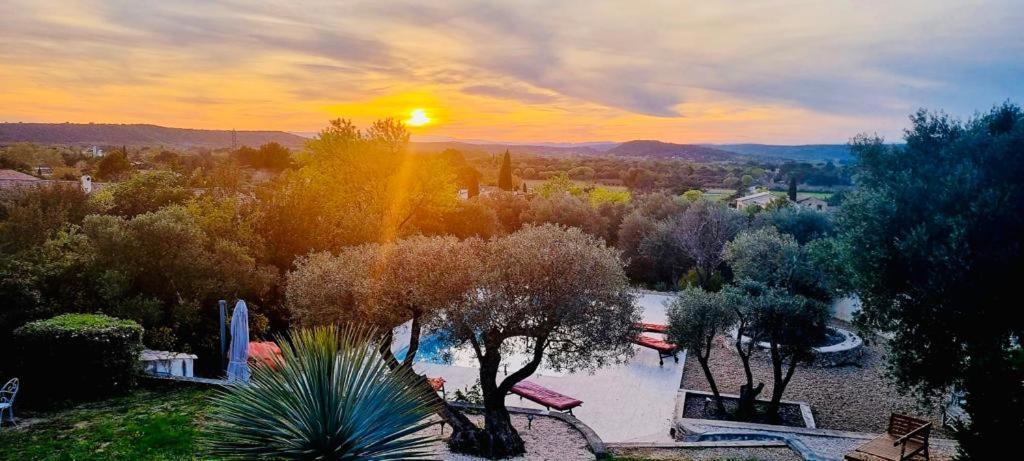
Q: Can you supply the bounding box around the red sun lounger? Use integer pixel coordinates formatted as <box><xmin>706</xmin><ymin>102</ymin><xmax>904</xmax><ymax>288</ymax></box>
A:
<box><xmin>632</xmin><ymin>334</ymin><xmax>679</xmax><ymax>366</ymax></box>
<box><xmin>248</xmin><ymin>341</ymin><xmax>284</xmax><ymax>370</ymax></box>
<box><xmin>427</xmin><ymin>377</ymin><xmax>446</xmax><ymax>399</ymax></box>
<box><xmin>637</xmin><ymin>322</ymin><xmax>669</xmax><ymax>334</ymax></box>
<box><xmin>509</xmin><ymin>380</ymin><xmax>583</xmax><ymax>415</ymax></box>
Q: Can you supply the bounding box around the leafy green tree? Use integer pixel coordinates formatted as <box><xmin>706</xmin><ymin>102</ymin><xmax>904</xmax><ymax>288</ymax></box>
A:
<box><xmin>839</xmin><ymin>104</ymin><xmax>1024</xmax><ymax>459</ymax></box>
<box><xmin>84</xmin><ymin>205</ymin><xmax>276</xmax><ymax>352</ymax></box>
<box><xmin>535</xmin><ymin>172</ymin><xmax>582</xmax><ymax>197</ymax></box>
<box><xmin>755</xmin><ymin>206</ymin><xmax>833</xmax><ymax>244</ymax></box>
<box><xmin>667</xmin><ymin>288</ymin><xmax>735</xmax><ymax>414</ymax></box>
<box><xmin>0</xmin><ymin>183</ymin><xmax>90</xmax><ymax>253</ymax></box>
<box><xmin>521</xmin><ymin>192</ymin><xmax>606</xmax><ymax>237</ymax></box>
<box><xmin>439</xmin><ymin>225</ymin><xmax>639</xmax><ymax>457</ymax></box>
<box><xmin>260</xmin><ymin>119</ymin><xmax>456</xmax><ymax>266</ymax></box>
<box><xmin>286</xmin><ymin>236</ymin><xmax>481</xmax><ymax>435</ymax></box>
<box><xmin>497</xmin><ymin>149</ymin><xmax>514</xmax><ymax>190</ymax></box>
<box><xmin>729</xmin><ymin>281</ymin><xmax>828</xmax><ymax>420</ymax></box>
<box><xmin>741</xmin><ymin>174</ymin><xmax>754</xmax><ymax>188</ymax></box>
<box><xmin>204</xmin><ymin>326</ymin><xmax>438</xmax><ymax>460</ymax></box>
<box><xmin>89</xmin><ymin>170</ymin><xmax>192</xmax><ymax>218</ymax></box>
<box><xmin>95</xmin><ymin>148</ymin><xmax>132</xmax><ymax>180</ymax></box>
<box><xmin>681</xmin><ymin>189</ymin><xmax>704</xmax><ymax>202</ymax></box>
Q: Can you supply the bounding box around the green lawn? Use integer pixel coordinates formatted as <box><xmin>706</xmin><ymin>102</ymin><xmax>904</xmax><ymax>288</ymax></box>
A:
<box><xmin>702</xmin><ymin>188</ymin><xmax>736</xmax><ymax>202</ymax></box>
<box><xmin>524</xmin><ymin>178</ymin><xmax>630</xmax><ymax>192</ymax></box>
<box><xmin>0</xmin><ymin>386</ymin><xmax>212</xmax><ymax>461</ymax></box>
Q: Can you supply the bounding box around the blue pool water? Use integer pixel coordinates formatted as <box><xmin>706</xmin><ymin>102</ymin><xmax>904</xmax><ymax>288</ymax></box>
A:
<box><xmin>394</xmin><ymin>333</ymin><xmax>451</xmax><ymax>364</ymax></box>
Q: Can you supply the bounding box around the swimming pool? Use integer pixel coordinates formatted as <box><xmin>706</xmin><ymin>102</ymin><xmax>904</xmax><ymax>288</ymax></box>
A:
<box><xmin>393</xmin><ymin>331</ymin><xmax>566</xmax><ymax>376</ymax></box>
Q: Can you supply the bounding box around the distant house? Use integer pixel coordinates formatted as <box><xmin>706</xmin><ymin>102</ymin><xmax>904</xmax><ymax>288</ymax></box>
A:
<box><xmin>797</xmin><ymin>196</ymin><xmax>828</xmax><ymax>212</ymax></box>
<box><xmin>734</xmin><ymin>191</ymin><xmax>774</xmax><ymax>210</ymax></box>
<box><xmin>0</xmin><ymin>169</ymin><xmax>104</xmax><ymax>193</ymax></box>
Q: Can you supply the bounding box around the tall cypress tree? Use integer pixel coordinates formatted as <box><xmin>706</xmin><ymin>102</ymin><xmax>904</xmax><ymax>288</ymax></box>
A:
<box><xmin>787</xmin><ymin>176</ymin><xmax>798</xmax><ymax>201</ymax></box>
<box><xmin>497</xmin><ymin>150</ymin><xmax>513</xmax><ymax>191</ymax></box>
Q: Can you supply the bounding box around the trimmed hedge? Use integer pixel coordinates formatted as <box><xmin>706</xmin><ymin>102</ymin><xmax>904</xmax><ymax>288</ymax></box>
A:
<box><xmin>14</xmin><ymin>313</ymin><xmax>144</xmax><ymax>406</ymax></box>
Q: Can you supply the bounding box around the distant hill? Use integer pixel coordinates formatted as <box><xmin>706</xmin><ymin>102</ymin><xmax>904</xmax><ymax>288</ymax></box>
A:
<box><xmin>605</xmin><ymin>140</ymin><xmax>739</xmax><ymax>162</ymax></box>
<box><xmin>411</xmin><ymin>141</ymin><xmax>606</xmax><ymax>156</ymax></box>
<box><xmin>710</xmin><ymin>144</ymin><xmax>853</xmax><ymax>162</ymax></box>
<box><xmin>0</xmin><ymin>123</ymin><xmax>308</xmax><ymax>148</ymax></box>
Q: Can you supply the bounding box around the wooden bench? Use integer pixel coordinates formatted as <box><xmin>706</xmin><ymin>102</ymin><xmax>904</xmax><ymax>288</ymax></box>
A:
<box><xmin>509</xmin><ymin>380</ymin><xmax>582</xmax><ymax>415</ymax></box>
<box><xmin>845</xmin><ymin>413</ymin><xmax>932</xmax><ymax>461</ymax></box>
<box><xmin>636</xmin><ymin>322</ymin><xmax>668</xmax><ymax>334</ymax></box>
<box><xmin>632</xmin><ymin>334</ymin><xmax>678</xmax><ymax>366</ymax></box>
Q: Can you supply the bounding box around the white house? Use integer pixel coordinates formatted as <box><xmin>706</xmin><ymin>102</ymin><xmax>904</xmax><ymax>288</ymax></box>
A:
<box><xmin>734</xmin><ymin>191</ymin><xmax>775</xmax><ymax>210</ymax></box>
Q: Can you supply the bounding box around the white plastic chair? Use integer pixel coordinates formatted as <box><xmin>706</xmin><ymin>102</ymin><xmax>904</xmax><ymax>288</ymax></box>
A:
<box><xmin>0</xmin><ymin>378</ymin><xmax>19</xmax><ymax>427</ymax></box>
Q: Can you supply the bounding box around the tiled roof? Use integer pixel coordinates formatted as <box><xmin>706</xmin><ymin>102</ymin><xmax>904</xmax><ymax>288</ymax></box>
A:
<box><xmin>0</xmin><ymin>169</ymin><xmax>40</xmax><ymax>181</ymax></box>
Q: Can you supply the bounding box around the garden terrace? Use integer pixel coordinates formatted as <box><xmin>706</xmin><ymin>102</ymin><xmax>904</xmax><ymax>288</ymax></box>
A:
<box><xmin>680</xmin><ymin>321</ymin><xmax>950</xmax><ymax>435</ymax></box>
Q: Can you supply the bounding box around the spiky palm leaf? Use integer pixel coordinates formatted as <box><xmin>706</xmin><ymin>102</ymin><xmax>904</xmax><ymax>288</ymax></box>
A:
<box><xmin>204</xmin><ymin>326</ymin><xmax>440</xmax><ymax>460</ymax></box>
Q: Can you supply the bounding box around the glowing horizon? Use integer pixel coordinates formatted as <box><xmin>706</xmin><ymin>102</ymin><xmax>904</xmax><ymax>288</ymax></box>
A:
<box><xmin>1</xmin><ymin>1</ymin><xmax>1021</xmax><ymax>144</ymax></box>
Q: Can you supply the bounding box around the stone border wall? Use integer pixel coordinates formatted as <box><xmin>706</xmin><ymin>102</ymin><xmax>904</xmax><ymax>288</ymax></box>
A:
<box><xmin>680</xmin><ymin>389</ymin><xmax>817</xmax><ymax>429</ymax></box>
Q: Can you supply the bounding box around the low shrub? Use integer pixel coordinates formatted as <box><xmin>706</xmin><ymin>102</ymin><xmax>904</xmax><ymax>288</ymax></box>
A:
<box><xmin>13</xmin><ymin>313</ymin><xmax>144</xmax><ymax>406</ymax></box>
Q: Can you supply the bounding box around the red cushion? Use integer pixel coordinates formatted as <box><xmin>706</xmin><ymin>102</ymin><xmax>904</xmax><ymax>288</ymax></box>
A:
<box><xmin>633</xmin><ymin>334</ymin><xmax>677</xmax><ymax>352</ymax></box>
<box><xmin>248</xmin><ymin>341</ymin><xmax>283</xmax><ymax>369</ymax></box>
<box><xmin>637</xmin><ymin>322</ymin><xmax>668</xmax><ymax>333</ymax></box>
<box><xmin>510</xmin><ymin>380</ymin><xmax>582</xmax><ymax>411</ymax></box>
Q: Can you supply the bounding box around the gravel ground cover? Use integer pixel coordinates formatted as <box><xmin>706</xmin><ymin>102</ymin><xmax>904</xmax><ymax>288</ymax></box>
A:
<box><xmin>425</xmin><ymin>413</ymin><xmax>595</xmax><ymax>460</ymax></box>
<box><xmin>680</xmin><ymin>324</ymin><xmax>950</xmax><ymax>435</ymax></box>
<box><xmin>610</xmin><ymin>446</ymin><xmax>802</xmax><ymax>460</ymax></box>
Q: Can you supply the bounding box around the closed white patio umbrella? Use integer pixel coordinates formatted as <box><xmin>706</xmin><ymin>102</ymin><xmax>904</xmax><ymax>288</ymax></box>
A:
<box><xmin>226</xmin><ymin>300</ymin><xmax>250</xmax><ymax>382</ymax></box>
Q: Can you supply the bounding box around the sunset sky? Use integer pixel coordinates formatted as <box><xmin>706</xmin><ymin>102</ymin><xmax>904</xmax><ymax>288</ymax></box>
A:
<box><xmin>1</xmin><ymin>0</ymin><xmax>1021</xmax><ymax>144</ymax></box>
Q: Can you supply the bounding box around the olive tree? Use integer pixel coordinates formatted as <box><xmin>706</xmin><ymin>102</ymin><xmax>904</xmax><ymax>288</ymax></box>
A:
<box><xmin>724</xmin><ymin>228</ymin><xmax>830</xmax><ymax>421</ymax></box>
<box><xmin>667</xmin><ymin>287</ymin><xmax>734</xmax><ymax>414</ymax></box>
<box><xmin>286</xmin><ymin>235</ymin><xmax>481</xmax><ymax>438</ymax></box>
<box><xmin>728</xmin><ymin>281</ymin><xmax>828</xmax><ymax>421</ymax></box>
<box><xmin>840</xmin><ymin>105</ymin><xmax>1024</xmax><ymax>459</ymax></box>
<box><xmin>438</xmin><ymin>224</ymin><xmax>639</xmax><ymax>457</ymax></box>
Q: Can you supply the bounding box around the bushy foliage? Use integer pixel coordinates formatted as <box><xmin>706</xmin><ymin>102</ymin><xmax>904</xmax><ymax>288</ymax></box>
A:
<box><xmin>667</xmin><ymin>288</ymin><xmax>734</xmax><ymax>413</ymax></box>
<box><xmin>0</xmin><ymin>183</ymin><xmax>90</xmax><ymax>253</ymax></box>
<box><xmin>230</xmin><ymin>142</ymin><xmax>292</xmax><ymax>170</ymax></box>
<box><xmin>203</xmin><ymin>326</ymin><xmax>438</xmax><ymax>460</ymax></box>
<box><xmin>259</xmin><ymin>118</ymin><xmax>457</xmax><ymax>265</ymax></box>
<box><xmin>438</xmin><ymin>224</ymin><xmax>639</xmax><ymax>457</ymax></box>
<box><xmin>89</xmin><ymin>170</ymin><xmax>192</xmax><ymax>218</ymax></box>
<box><xmin>754</xmin><ymin>206</ymin><xmax>833</xmax><ymax>244</ymax></box>
<box><xmin>840</xmin><ymin>104</ymin><xmax>1024</xmax><ymax>459</ymax></box>
<box><xmin>13</xmin><ymin>313</ymin><xmax>143</xmax><ymax>406</ymax></box>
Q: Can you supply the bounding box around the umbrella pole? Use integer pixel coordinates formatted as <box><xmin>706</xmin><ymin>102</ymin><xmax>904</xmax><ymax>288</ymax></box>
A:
<box><xmin>219</xmin><ymin>299</ymin><xmax>227</xmax><ymax>372</ymax></box>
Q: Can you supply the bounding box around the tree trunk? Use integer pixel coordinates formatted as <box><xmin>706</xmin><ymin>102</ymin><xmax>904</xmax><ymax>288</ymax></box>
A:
<box><xmin>448</xmin><ymin>353</ymin><xmax>529</xmax><ymax>458</ymax></box>
<box><xmin>734</xmin><ymin>322</ymin><xmax>763</xmax><ymax>421</ymax></box>
<box><xmin>378</xmin><ymin>327</ymin><xmax>480</xmax><ymax>449</ymax></box>
<box><xmin>698</xmin><ymin>335</ymin><xmax>726</xmax><ymax>415</ymax></box>
<box><xmin>765</xmin><ymin>342</ymin><xmax>799</xmax><ymax>422</ymax></box>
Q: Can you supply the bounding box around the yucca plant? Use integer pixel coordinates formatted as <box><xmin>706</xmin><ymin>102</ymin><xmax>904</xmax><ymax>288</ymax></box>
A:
<box><xmin>203</xmin><ymin>326</ymin><xmax>440</xmax><ymax>460</ymax></box>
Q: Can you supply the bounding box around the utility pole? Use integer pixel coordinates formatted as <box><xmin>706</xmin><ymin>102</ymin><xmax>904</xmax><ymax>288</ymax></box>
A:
<box><xmin>231</xmin><ymin>129</ymin><xmax>237</xmax><ymax>150</ymax></box>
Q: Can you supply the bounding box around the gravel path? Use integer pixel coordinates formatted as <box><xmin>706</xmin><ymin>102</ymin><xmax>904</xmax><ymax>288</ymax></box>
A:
<box><xmin>423</xmin><ymin>413</ymin><xmax>595</xmax><ymax>460</ymax></box>
<box><xmin>680</xmin><ymin>325</ymin><xmax>950</xmax><ymax>436</ymax></box>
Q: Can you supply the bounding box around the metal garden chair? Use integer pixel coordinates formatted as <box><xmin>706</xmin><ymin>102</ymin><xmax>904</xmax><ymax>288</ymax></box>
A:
<box><xmin>0</xmin><ymin>378</ymin><xmax>19</xmax><ymax>427</ymax></box>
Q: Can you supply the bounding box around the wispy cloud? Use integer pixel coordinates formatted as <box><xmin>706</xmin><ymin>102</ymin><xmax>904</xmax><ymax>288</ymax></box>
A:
<box><xmin>1</xmin><ymin>0</ymin><xmax>1021</xmax><ymax>143</ymax></box>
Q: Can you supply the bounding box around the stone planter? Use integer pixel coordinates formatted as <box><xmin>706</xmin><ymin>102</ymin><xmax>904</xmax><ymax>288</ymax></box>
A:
<box><xmin>730</xmin><ymin>326</ymin><xmax>864</xmax><ymax>367</ymax></box>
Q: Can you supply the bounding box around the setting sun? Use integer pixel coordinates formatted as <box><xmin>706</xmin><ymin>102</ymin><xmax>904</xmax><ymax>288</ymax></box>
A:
<box><xmin>406</xmin><ymin>109</ymin><xmax>431</xmax><ymax>127</ymax></box>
